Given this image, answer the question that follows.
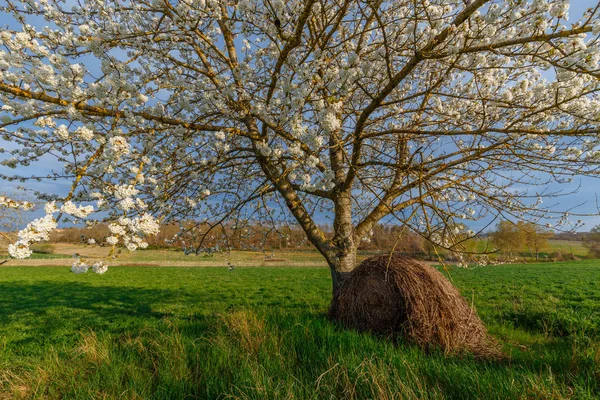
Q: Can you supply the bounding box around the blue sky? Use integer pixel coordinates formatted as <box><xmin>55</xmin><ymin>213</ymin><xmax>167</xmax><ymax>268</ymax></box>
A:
<box><xmin>1</xmin><ymin>1</ymin><xmax>600</xmax><ymax>232</ymax></box>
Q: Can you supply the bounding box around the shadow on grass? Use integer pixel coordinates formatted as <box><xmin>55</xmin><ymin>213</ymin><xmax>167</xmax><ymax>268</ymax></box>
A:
<box><xmin>0</xmin><ymin>279</ymin><xmax>596</xmax><ymax>391</ymax></box>
<box><xmin>0</xmin><ymin>281</ymin><xmax>172</xmax><ymax>322</ymax></box>
<box><xmin>0</xmin><ymin>281</ymin><xmax>188</xmax><ymax>352</ymax></box>
<box><xmin>500</xmin><ymin>308</ymin><xmax>600</xmax><ymax>338</ymax></box>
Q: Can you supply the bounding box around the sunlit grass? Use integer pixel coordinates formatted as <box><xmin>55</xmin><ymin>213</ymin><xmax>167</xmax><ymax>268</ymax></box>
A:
<box><xmin>1</xmin><ymin>261</ymin><xmax>600</xmax><ymax>399</ymax></box>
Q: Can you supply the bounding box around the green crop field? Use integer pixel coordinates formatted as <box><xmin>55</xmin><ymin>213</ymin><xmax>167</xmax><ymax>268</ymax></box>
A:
<box><xmin>1</xmin><ymin>261</ymin><xmax>600</xmax><ymax>399</ymax></box>
<box><xmin>545</xmin><ymin>240</ymin><xmax>589</xmax><ymax>258</ymax></box>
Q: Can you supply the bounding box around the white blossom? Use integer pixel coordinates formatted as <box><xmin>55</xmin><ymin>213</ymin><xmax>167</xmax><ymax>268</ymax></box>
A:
<box><xmin>75</xmin><ymin>126</ymin><xmax>94</xmax><ymax>141</ymax></box>
<box><xmin>0</xmin><ymin>196</ymin><xmax>33</xmax><ymax>210</ymax></box>
<box><xmin>71</xmin><ymin>258</ymin><xmax>90</xmax><ymax>274</ymax></box>
<box><xmin>8</xmin><ymin>241</ymin><xmax>33</xmax><ymax>259</ymax></box>
<box><xmin>109</xmin><ymin>136</ymin><xmax>130</xmax><ymax>156</ymax></box>
<box><xmin>60</xmin><ymin>201</ymin><xmax>94</xmax><ymax>218</ymax></box>
<box><xmin>92</xmin><ymin>261</ymin><xmax>108</xmax><ymax>274</ymax></box>
<box><xmin>55</xmin><ymin>125</ymin><xmax>69</xmax><ymax>140</ymax></box>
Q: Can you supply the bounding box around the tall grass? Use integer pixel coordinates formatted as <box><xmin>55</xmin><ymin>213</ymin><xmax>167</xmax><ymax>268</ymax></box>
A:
<box><xmin>1</xmin><ymin>261</ymin><xmax>599</xmax><ymax>399</ymax></box>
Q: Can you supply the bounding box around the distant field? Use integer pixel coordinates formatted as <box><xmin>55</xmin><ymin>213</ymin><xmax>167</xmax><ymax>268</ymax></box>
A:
<box><xmin>0</xmin><ymin>244</ymin><xmax>335</xmax><ymax>267</ymax></box>
<box><xmin>1</xmin><ymin>261</ymin><xmax>600</xmax><ymax>399</ymax></box>
<box><xmin>465</xmin><ymin>239</ymin><xmax>589</xmax><ymax>259</ymax></box>
<box><xmin>0</xmin><ymin>239</ymin><xmax>591</xmax><ymax>267</ymax></box>
<box><xmin>545</xmin><ymin>239</ymin><xmax>589</xmax><ymax>258</ymax></box>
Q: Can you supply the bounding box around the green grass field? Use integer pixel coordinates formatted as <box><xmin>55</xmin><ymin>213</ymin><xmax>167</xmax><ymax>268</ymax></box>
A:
<box><xmin>464</xmin><ymin>239</ymin><xmax>589</xmax><ymax>260</ymax></box>
<box><xmin>543</xmin><ymin>240</ymin><xmax>589</xmax><ymax>258</ymax></box>
<box><xmin>1</xmin><ymin>261</ymin><xmax>600</xmax><ymax>399</ymax></box>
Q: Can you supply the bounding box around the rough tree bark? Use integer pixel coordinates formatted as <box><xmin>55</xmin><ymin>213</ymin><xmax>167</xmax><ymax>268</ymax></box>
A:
<box><xmin>330</xmin><ymin>189</ymin><xmax>357</xmax><ymax>294</ymax></box>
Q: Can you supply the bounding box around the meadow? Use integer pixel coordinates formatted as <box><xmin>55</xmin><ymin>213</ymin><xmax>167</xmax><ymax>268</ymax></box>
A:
<box><xmin>1</xmin><ymin>259</ymin><xmax>600</xmax><ymax>399</ymax></box>
<box><xmin>0</xmin><ymin>238</ymin><xmax>589</xmax><ymax>267</ymax></box>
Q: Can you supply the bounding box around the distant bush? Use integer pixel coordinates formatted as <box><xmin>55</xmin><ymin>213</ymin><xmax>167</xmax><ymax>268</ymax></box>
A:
<box><xmin>30</xmin><ymin>243</ymin><xmax>55</xmax><ymax>254</ymax></box>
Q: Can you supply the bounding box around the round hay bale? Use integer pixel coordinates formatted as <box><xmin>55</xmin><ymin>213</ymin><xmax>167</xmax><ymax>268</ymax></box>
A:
<box><xmin>328</xmin><ymin>255</ymin><xmax>499</xmax><ymax>357</ymax></box>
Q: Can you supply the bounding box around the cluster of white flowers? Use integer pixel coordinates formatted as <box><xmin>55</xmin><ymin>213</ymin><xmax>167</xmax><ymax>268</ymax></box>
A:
<box><xmin>7</xmin><ymin>242</ymin><xmax>33</xmax><ymax>259</ymax></box>
<box><xmin>8</xmin><ymin>214</ymin><xmax>57</xmax><ymax>259</ymax></box>
<box><xmin>320</xmin><ymin>110</ymin><xmax>341</xmax><ymax>133</ymax></box>
<box><xmin>108</xmin><ymin>136</ymin><xmax>130</xmax><ymax>157</ymax></box>
<box><xmin>237</xmin><ymin>0</ymin><xmax>253</xmax><ymax>13</ymax></box>
<box><xmin>54</xmin><ymin>124</ymin><xmax>70</xmax><ymax>140</ymax></box>
<box><xmin>71</xmin><ymin>258</ymin><xmax>89</xmax><ymax>274</ymax></box>
<box><xmin>110</xmin><ymin>184</ymin><xmax>142</xmax><ymax>211</ymax></box>
<box><xmin>60</xmin><ymin>200</ymin><xmax>94</xmax><ymax>218</ymax></box>
<box><xmin>214</xmin><ymin>131</ymin><xmax>230</xmax><ymax>152</ymax></box>
<box><xmin>0</xmin><ymin>196</ymin><xmax>34</xmax><ymax>210</ymax></box>
<box><xmin>75</xmin><ymin>126</ymin><xmax>94</xmax><ymax>141</ymax></box>
<box><xmin>113</xmin><ymin>184</ymin><xmax>139</xmax><ymax>199</ymax></box>
<box><xmin>93</xmin><ymin>261</ymin><xmax>108</xmax><ymax>274</ymax></box>
<box><xmin>34</xmin><ymin>116</ymin><xmax>55</xmax><ymax>128</ymax></box>
<box><xmin>133</xmin><ymin>213</ymin><xmax>161</xmax><ymax>236</ymax></box>
<box><xmin>71</xmin><ymin>259</ymin><xmax>108</xmax><ymax>274</ymax></box>
<box><xmin>299</xmin><ymin>168</ymin><xmax>336</xmax><ymax>192</ymax></box>
<box><xmin>105</xmin><ymin>213</ymin><xmax>160</xmax><ymax>251</ymax></box>
<box><xmin>317</xmin><ymin>101</ymin><xmax>343</xmax><ymax>134</ymax></box>
<box><xmin>549</xmin><ymin>1</ymin><xmax>569</xmax><ymax>19</ymax></box>
<box><xmin>255</xmin><ymin>141</ymin><xmax>272</xmax><ymax>157</ymax></box>
<box><xmin>108</xmin><ymin>222</ymin><xmax>126</xmax><ymax>236</ymax></box>
<box><xmin>5</xmin><ymin>195</ymin><xmax>155</xmax><ymax>276</ymax></box>
<box><xmin>118</xmin><ymin>197</ymin><xmax>136</xmax><ymax>211</ymax></box>
<box><xmin>214</xmin><ymin>131</ymin><xmax>226</xmax><ymax>141</ymax></box>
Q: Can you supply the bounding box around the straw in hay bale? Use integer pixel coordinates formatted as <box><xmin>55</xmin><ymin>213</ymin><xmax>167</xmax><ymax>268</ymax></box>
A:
<box><xmin>328</xmin><ymin>255</ymin><xmax>499</xmax><ymax>357</ymax></box>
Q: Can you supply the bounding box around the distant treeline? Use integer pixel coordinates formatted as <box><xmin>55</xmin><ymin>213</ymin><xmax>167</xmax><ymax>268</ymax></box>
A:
<box><xmin>552</xmin><ymin>231</ymin><xmax>591</xmax><ymax>241</ymax></box>
<box><xmin>5</xmin><ymin>221</ymin><xmax>596</xmax><ymax>262</ymax></box>
<box><xmin>47</xmin><ymin>222</ymin><xmax>432</xmax><ymax>254</ymax></box>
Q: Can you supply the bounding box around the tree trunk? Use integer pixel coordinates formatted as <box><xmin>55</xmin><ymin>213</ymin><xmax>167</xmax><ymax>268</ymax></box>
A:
<box><xmin>330</xmin><ymin>247</ymin><xmax>356</xmax><ymax>294</ymax></box>
<box><xmin>329</xmin><ymin>189</ymin><xmax>357</xmax><ymax>294</ymax></box>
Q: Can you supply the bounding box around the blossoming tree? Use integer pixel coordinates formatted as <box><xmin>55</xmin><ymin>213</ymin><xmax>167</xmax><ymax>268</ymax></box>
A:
<box><xmin>1</xmin><ymin>0</ymin><xmax>600</xmax><ymax>290</ymax></box>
